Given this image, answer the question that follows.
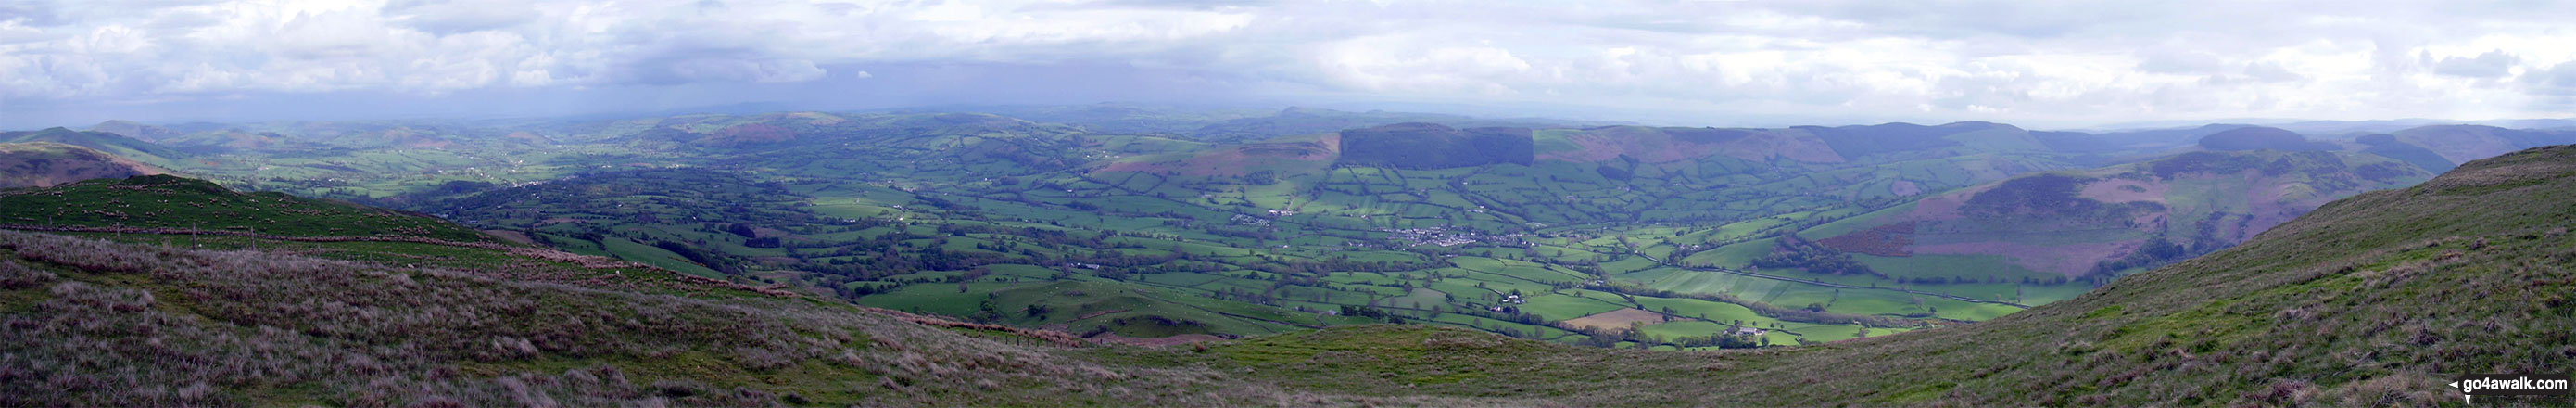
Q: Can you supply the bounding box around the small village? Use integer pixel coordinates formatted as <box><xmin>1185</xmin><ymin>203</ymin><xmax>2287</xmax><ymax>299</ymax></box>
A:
<box><xmin>1382</xmin><ymin>225</ymin><xmax>1526</xmax><ymax>248</ymax></box>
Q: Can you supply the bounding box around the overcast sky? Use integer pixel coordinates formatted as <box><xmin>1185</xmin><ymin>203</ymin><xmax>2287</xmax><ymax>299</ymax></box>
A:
<box><xmin>5</xmin><ymin>0</ymin><xmax>2575</xmax><ymax>129</ymax></box>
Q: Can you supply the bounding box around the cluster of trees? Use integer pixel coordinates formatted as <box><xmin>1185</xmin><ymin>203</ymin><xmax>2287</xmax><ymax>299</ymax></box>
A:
<box><xmin>1337</xmin><ymin>305</ymin><xmax>1406</xmax><ymax>324</ymax></box>
<box><xmin>1565</xmin><ymin>324</ymin><xmax>1765</xmax><ymax>350</ymax></box>
<box><xmin>1749</xmin><ymin>236</ymin><xmax>1882</xmax><ymax>277</ymax></box>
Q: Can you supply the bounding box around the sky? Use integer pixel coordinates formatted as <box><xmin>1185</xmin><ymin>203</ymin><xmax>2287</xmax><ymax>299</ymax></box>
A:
<box><xmin>4</xmin><ymin>0</ymin><xmax>2575</xmax><ymax>129</ymax></box>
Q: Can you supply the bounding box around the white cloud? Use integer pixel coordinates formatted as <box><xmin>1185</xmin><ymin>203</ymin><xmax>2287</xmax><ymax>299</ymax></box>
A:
<box><xmin>6</xmin><ymin>0</ymin><xmax>2576</xmax><ymax>126</ymax></box>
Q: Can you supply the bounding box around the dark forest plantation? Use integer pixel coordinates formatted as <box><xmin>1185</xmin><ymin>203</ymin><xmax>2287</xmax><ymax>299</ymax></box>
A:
<box><xmin>6</xmin><ymin>0</ymin><xmax>2574</xmax><ymax>406</ymax></box>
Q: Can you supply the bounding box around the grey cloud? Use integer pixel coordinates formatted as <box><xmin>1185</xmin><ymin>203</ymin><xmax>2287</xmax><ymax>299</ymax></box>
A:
<box><xmin>2242</xmin><ymin>61</ymin><xmax>2303</xmax><ymax>83</ymax></box>
<box><xmin>0</xmin><ymin>2</ymin><xmax>61</xmax><ymax>26</ymax></box>
<box><xmin>2433</xmin><ymin>50</ymin><xmax>2519</xmax><ymax>78</ymax></box>
<box><xmin>2137</xmin><ymin>50</ymin><xmax>2229</xmax><ymax>74</ymax></box>
<box><xmin>1062</xmin><ymin>0</ymin><xmax>1276</xmax><ymax>11</ymax></box>
<box><xmin>1766</xmin><ymin>1</ymin><xmax>2185</xmax><ymax>40</ymax></box>
<box><xmin>2524</xmin><ymin>62</ymin><xmax>2576</xmax><ymax>110</ymax></box>
<box><xmin>670</xmin><ymin>57</ymin><xmax>827</xmax><ymax>83</ymax></box>
<box><xmin>384</xmin><ymin>0</ymin><xmax>538</xmax><ymax>35</ymax></box>
<box><xmin>2527</xmin><ymin>62</ymin><xmax>2576</xmax><ymax>96</ymax></box>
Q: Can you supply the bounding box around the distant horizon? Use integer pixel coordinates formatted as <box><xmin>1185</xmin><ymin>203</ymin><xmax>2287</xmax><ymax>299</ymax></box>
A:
<box><xmin>9</xmin><ymin>1</ymin><xmax>2576</xmax><ymax>133</ymax></box>
<box><xmin>11</xmin><ymin>100</ymin><xmax>2573</xmax><ymax>134</ymax></box>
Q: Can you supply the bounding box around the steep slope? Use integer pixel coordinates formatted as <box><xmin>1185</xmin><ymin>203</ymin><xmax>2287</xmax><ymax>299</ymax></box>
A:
<box><xmin>1160</xmin><ymin>144</ymin><xmax>2576</xmax><ymax>405</ymax></box>
<box><xmin>0</xmin><ymin>127</ymin><xmax>185</xmax><ymax>165</ymax></box>
<box><xmin>1794</xmin><ymin>121</ymin><xmax>2051</xmax><ymax>159</ymax></box>
<box><xmin>0</xmin><ymin>142</ymin><xmax>166</xmax><ymax>189</ymax></box>
<box><xmin>0</xmin><ymin>175</ymin><xmax>492</xmax><ymax>243</ymax></box>
<box><xmin>1334</xmin><ymin>122</ymin><xmax>1535</xmax><ymax>170</ymax></box>
<box><xmin>1784</xmin><ymin>150</ymin><xmax>2431</xmax><ymax>284</ymax></box>
<box><xmin>0</xmin><ymin>177</ymin><xmax>1465</xmax><ymax>406</ymax></box>
<box><xmin>2355</xmin><ymin>133</ymin><xmax>2457</xmax><ymax>173</ymax></box>
<box><xmin>1532</xmin><ymin>125</ymin><xmax>1844</xmax><ymax>164</ymax></box>
<box><xmin>0</xmin><ymin>229</ymin><xmax>1408</xmax><ymax>406</ymax></box>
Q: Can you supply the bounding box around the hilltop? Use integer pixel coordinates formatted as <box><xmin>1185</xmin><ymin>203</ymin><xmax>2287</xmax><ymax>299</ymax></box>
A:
<box><xmin>0</xmin><ymin>175</ymin><xmax>492</xmax><ymax>243</ymax></box>
<box><xmin>0</xmin><ymin>127</ymin><xmax>184</xmax><ymax>166</ymax></box>
<box><xmin>1751</xmin><ymin>150</ymin><xmax>2430</xmax><ymax>287</ymax></box>
<box><xmin>0</xmin><ymin>142</ymin><xmax>166</xmax><ymax>189</ymax></box>
<box><xmin>1334</xmin><ymin>122</ymin><xmax>1536</xmax><ymax>170</ymax></box>
<box><xmin>2196</xmin><ymin>126</ymin><xmax>2338</xmax><ymax>151</ymax></box>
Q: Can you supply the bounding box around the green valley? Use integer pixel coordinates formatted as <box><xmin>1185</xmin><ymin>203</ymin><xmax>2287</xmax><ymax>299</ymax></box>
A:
<box><xmin>11</xmin><ymin>108</ymin><xmax>2560</xmax><ymax>352</ymax></box>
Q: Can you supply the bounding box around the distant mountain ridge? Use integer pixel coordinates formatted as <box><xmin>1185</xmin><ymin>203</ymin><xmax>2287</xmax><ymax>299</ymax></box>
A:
<box><xmin>1779</xmin><ymin>149</ymin><xmax>2431</xmax><ymax>283</ymax></box>
<box><xmin>2195</xmin><ymin>126</ymin><xmax>2337</xmax><ymax>151</ymax></box>
<box><xmin>0</xmin><ymin>142</ymin><xmax>167</xmax><ymax>189</ymax></box>
<box><xmin>1335</xmin><ymin>122</ymin><xmax>1535</xmax><ymax>170</ymax></box>
<box><xmin>0</xmin><ymin>127</ymin><xmax>184</xmax><ymax>166</ymax></box>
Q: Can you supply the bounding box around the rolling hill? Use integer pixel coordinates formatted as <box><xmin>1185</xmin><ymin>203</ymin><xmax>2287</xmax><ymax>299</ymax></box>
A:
<box><xmin>1532</xmin><ymin>125</ymin><xmax>1844</xmax><ymax>164</ymax></box>
<box><xmin>6</xmin><ymin>142</ymin><xmax>2565</xmax><ymax>406</ymax></box>
<box><xmin>2387</xmin><ymin>125</ymin><xmax>2576</xmax><ymax>165</ymax></box>
<box><xmin>0</xmin><ymin>127</ymin><xmax>185</xmax><ymax>166</ymax></box>
<box><xmin>0</xmin><ymin>142</ymin><xmax>166</xmax><ymax>189</ymax></box>
<box><xmin>1774</xmin><ymin>150</ymin><xmax>2431</xmax><ymax>285</ymax></box>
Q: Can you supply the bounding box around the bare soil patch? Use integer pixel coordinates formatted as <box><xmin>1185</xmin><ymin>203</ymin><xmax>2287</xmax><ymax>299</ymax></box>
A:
<box><xmin>1561</xmin><ymin>308</ymin><xmax>1672</xmax><ymax>331</ymax></box>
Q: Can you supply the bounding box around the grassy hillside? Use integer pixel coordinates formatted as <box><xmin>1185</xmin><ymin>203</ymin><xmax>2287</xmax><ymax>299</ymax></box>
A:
<box><xmin>0</xmin><ymin>229</ymin><xmax>1424</xmax><ymax>406</ymax></box>
<box><xmin>0</xmin><ymin>142</ymin><xmax>165</xmax><ymax>189</ymax></box>
<box><xmin>1138</xmin><ymin>144</ymin><xmax>2576</xmax><ymax>405</ymax></box>
<box><xmin>0</xmin><ymin>175</ymin><xmax>492</xmax><ymax>243</ymax></box>
<box><xmin>1773</xmin><ymin>150</ymin><xmax>2431</xmax><ymax>289</ymax></box>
